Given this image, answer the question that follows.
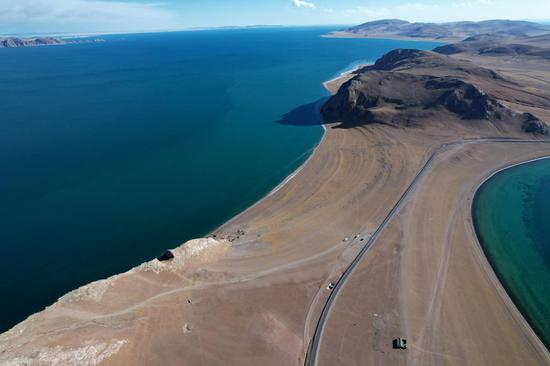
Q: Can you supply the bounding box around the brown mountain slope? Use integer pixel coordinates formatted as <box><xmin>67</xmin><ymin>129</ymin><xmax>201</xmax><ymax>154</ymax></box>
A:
<box><xmin>321</xmin><ymin>49</ymin><xmax>549</xmax><ymax>135</ymax></box>
<box><xmin>335</xmin><ymin>19</ymin><xmax>550</xmax><ymax>41</ymax></box>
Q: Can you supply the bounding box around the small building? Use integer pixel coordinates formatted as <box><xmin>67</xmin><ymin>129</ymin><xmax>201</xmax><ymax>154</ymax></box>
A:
<box><xmin>393</xmin><ymin>338</ymin><xmax>407</xmax><ymax>350</ymax></box>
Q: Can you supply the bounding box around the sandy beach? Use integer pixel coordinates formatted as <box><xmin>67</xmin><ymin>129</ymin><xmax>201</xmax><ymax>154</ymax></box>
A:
<box><xmin>322</xmin><ymin>63</ymin><xmax>369</xmax><ymax>92</ymax></box>
<box><xmin>323</xmin><ymin>31</ymin><xmax>464</xmax><ymax>43</ymax></box>
<box><xmin>1</xmin><ymin>35</ymin><xmax>550</xmax><ymax>366</ymax></box>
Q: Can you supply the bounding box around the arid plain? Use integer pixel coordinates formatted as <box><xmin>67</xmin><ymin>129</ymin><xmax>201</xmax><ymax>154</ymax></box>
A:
<box><xmin>2</xmin><ymin>27</ymin><xmax>550</xmax><ymax>366</ymax></box>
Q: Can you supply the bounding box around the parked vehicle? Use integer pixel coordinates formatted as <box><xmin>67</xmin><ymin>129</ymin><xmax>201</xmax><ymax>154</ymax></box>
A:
<box><xmin>393</xmin><ymin>338</ymin><xmax>407</xmax><ymax>350</ymax></box>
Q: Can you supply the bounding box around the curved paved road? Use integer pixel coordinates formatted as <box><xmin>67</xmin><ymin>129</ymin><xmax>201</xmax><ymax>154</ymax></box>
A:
<box><xmin>306</xmin><ymin>137</ymin><xmax>550</xmax><ymax>366</ymax></box>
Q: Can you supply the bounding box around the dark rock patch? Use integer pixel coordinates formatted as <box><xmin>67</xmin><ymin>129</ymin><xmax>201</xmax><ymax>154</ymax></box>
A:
<box><xmin>522</xmin><ymin>113</ymin><xmax>549</xmax><ymax>135</ymax></box>
<box><xmin>427</xmin><ymin>78</ymin><xmax>500</xmax><ymax>120</ymax></box>
<box><xmin>157</xmin><ymin>250</ymin><xmax>175</xmax><ymax>262</ymax></box>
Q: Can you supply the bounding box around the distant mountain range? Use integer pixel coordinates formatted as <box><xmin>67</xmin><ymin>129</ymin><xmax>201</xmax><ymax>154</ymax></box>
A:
<box><xmin>434</xmin><ymin>33</ymin><xmax>550</xmax><ymax>59</ymax></box>
<box><xmin>337</xmin><ymin>19</ymin><xmax>550</xmax><ymax>41</ymax></box>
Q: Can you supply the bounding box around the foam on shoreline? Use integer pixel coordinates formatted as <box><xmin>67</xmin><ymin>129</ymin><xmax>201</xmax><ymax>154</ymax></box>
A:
<box><xmin>322</xmin><ymin>62</ymin><xmax>371</xmax><ymax>91</ymax></box>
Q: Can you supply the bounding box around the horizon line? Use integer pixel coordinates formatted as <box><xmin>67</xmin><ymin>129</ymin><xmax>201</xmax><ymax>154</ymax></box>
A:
<box><xmin>3</xmin><ymin>18</ymin><xmax>550</xmax><ymax>39</ymax></box>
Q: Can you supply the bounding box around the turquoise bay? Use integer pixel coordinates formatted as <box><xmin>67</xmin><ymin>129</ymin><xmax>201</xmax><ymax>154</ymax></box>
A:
<box><xmin>474</xmin><ymin>158</ymin><xmax>550</xmax><ymax>348</ymax></box>
<box><xmin>0</xmin><ymin>27</ymin><xmax>440</xmax><ymax>332</ymax></box>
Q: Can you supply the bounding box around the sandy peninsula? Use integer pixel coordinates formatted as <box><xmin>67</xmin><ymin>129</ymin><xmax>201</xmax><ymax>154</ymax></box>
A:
<box><xmin>1</xmin><ymin>26</ymin><xmax>550</xmax><ymax>366</ymax></box>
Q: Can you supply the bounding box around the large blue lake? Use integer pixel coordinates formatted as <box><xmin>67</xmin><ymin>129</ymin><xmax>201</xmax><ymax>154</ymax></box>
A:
<box><xmin>0</xmin><ymin>27</ymin><xmax>440</xmax><ymax>332</ymax></box>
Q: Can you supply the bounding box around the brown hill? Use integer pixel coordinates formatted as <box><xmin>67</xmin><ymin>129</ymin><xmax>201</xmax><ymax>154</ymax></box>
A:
<box><xmin>434</xmin><ymin>34</ymin><xmax>550</xmax><ymax>59</ymax></box>
<box><xmin>340</xmin><ymin>19</ymin><xmax>550</xmax><ymax>41</ymax></box>
<box><xmin>321</xmin><ymin>49</ymin><xmax>549</xmax><ymax>134</ymax></box>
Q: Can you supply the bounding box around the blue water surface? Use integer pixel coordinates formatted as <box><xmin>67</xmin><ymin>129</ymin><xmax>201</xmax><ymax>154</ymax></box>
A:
<box><xmin>474</xmin><ymin>158</ymin><xmax>550</xmax><ymax>348</ymax></box>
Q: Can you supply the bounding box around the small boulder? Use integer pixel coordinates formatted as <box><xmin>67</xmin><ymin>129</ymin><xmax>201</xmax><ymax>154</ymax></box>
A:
<box><xmin>522</xmin><ymin>113</ymin><xmax>549</xmax><ymax>135</ymax></box>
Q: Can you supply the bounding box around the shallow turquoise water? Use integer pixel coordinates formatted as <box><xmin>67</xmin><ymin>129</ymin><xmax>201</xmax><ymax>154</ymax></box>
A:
<box><xmin>474</xmin><ymin>158</ymin><xmax>550</xmax><ymax>349</ymax></box>
<box><xmin>0</xmin><ymin>27</ymin><xmax>440</xmax><ymax>332</ymax></box>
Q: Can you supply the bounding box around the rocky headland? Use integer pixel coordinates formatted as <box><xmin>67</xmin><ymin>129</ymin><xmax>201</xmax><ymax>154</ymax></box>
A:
<box><xmin>321</xmin><ymin>48</ymin><xmax>549</xmax><ymax>135</ymax></box>
<box><xmin>0</xmin><ymin>36</ymin><xmax>103</xmax><ymax>48</ymax></box>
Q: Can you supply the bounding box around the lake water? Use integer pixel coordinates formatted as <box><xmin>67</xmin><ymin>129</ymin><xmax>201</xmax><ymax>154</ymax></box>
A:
<box><xmin>0</xmin><ymin>27</ymin><xmax>440</xmax><ymax>332</ymax></box>
<box><xmin>474</xmin><ymin>158</ymin><xmax>550</xmax><ymax>349</ymax></box>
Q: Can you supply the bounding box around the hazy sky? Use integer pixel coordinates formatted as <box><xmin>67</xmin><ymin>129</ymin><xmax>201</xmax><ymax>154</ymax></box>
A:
<box><xmin>1</xmin><ymin>0</ymin><xmax>550</xmax><ymax>35</ymax></box>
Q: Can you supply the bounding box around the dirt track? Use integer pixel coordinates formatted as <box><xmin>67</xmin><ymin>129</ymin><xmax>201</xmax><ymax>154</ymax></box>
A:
<box><xmin>316</xmin><ymin>140</ymin><xmax>550</xmax><ymax>366</ymax></box>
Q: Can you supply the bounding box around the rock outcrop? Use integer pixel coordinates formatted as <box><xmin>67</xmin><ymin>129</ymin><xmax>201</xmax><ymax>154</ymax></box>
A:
<box><xmin>322</xmin><ymin>49</ymin><xmax>510</xmax><ymax>127</ymax></box>
<box><xmin>0</xmin><ymin>37</ymin><xmax>104</xmax><ymax>48</ymax></box>
<box><xmin>522</xmin><ymin>113</ymin><xmax>549</xmax><ymax>135</ymax></box>
<box><xmin>427</xmin><ymin>78</ymin><xmax>501</xmax><ymax>120</ymax></box>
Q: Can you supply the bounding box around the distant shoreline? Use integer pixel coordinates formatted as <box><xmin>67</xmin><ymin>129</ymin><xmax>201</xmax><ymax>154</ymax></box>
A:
<box><xmin>0</xmin><ymin>36</ymin><xmax>104</xmax><ymax>49</ymax></box>
<box><xmin>2</xmin><ymin>25</ymin><xmax>351</xmax><ymax>41</ymax></box>
<box><xmin>322</xmin><ymin>31</ymin><xmax>461</xmax><ymax>43</ymax></box>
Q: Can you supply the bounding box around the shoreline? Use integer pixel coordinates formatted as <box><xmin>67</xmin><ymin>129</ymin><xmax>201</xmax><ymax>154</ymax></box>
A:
<box><xmin>216</xmin><ymin>64</ymin><xmax>353</xmax><ymax>233</ymax></box>
<box><xmin>213</xmin><ymin>79</ymin><xmax>337</xmax><ymax>232</ymax></box>
<box><xmin>323</xmin><ymin>62</ymin><xmax>369</xmax><ymax>84</ymax></box>
<box><xmin>0</xmin><ymin>66</ymin><xmax>345</xmax><ymax>337</ymax></box>
<box><xmin>0</xmin><ymin>73</ymin><xmax>334</xmax><ymax>335</ymax></box>
<box><xmin>471</xmin><ymin>155</ymin><xmax>550</xmax><ymax>352</ymax></box>
<box><xmin>322</xmin><ymin>63</ymin><xmax>369</xmax><ymax>92</ymax></box>
<box><xmin>216</xmin><ymin>124</ymin><xmax>327</xmax><ymax>231</ymax></box>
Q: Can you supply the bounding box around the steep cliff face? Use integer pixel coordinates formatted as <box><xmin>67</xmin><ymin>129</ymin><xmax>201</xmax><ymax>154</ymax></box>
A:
<box><xmin>427</xmin><ymin>78</ymin><xmax>501</xmax><ymax>120</ymax></box>
<box><xmin>322</xmin><ymin>50</ymin><xmax>508</xmax><ymax>126</ymax></box>
<box><xmin>321</xmin><ymin>48</ymin><xmax>549</xmax><ymax>134</ymax></box>
<box><xmin>322</xmin><ymin>73</ymin><xmax>503</xmax><ymax>125</ymax></box>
